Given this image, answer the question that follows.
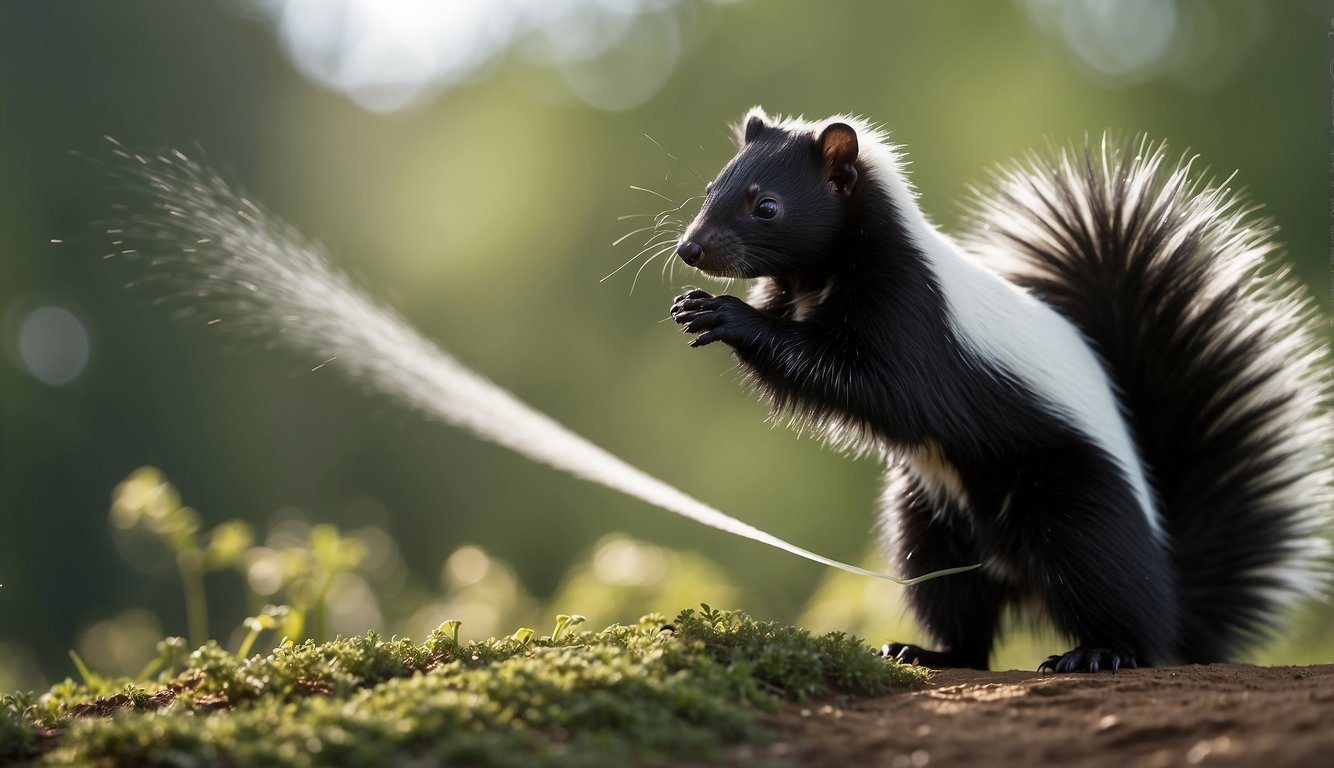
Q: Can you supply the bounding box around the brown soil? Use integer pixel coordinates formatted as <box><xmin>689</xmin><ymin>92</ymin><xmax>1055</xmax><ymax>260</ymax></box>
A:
<box><xmin>741</xmin><ymin>664</ymin><xmax>1334</xmax><ymax>767</ymax></box>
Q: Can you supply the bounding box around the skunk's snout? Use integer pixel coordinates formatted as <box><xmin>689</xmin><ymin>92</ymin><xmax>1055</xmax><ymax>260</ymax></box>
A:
<box><xmin>676</xmin><ymin>240</ymin><xmax>704</xmax><ymax>266</ymax></box>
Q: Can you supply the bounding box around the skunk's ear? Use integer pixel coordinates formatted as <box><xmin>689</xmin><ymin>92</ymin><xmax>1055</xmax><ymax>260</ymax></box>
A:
<box><xmin>734</xmin><ymin>106</ymin><xmax>771</xmax><ymax>146</ymax></box>
<box><xmin>818</xmin><ymin>122</ymin><xmax>859</xmax><ymax>194</ymax></box>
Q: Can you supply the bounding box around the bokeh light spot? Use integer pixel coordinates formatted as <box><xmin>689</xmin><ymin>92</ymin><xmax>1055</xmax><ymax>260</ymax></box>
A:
<box><xmin>14</xmin><ymin>304</ymin><xmax>91</xmax><ymax>386</ymax></box>
<box><xmin>444</xmin><ymin>544</ymin><xmax>491</xmax><ymax>589</ymax></box>
<box><xmin>240</xmin><ymin>0</ymin><xmax>727</xmax><ymax>112</ymax></box>
<box><xmin>1022</xmin><ymin>0</ymin><xmax>1263</xmax><ymax>89</ymax></box>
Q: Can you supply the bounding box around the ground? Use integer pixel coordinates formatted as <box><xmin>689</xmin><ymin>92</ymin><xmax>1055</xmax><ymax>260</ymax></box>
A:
<box><xmin>7</xmin><ymin>616</ymin><xmax>1331</xmax><ymax>766</ymax></box>
<box><xmin>744</xmin><ymin>664</ymin><xmax>1334</xmax><ymax>767</ymax></box>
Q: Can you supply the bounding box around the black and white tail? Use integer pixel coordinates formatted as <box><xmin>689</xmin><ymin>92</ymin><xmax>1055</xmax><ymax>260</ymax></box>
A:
<box><xmin>963</xmin><ymin>136</ymin><xmax>1332</xmax><ymax>661</ymax></box>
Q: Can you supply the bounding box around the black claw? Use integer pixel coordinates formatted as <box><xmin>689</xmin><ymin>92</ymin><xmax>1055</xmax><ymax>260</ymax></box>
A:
<box><xmin>672</xmin><ymin>288</ymin><xmax>711</xmax><ymax>304</ymax></box>
<box><xmin>670</xmin><ymin>289</ymin><xmax>714</xmax><ymax>321</ymax></box>
<box><xmin>670</xmin><ymin>291</ymin><xmax>748</xmax><ymax>349</ymax></box>
<box><xmin>1039</xmin><ymin>646</ymin><xmax>1137</xmax><ymax>674</ymax></box>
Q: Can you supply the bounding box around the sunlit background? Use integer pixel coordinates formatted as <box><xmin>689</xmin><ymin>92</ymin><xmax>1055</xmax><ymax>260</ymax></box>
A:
<box><xmin>2</xmin><ymin>0</ymin><xmax>1331</xmax><ymax>689</ymax></box>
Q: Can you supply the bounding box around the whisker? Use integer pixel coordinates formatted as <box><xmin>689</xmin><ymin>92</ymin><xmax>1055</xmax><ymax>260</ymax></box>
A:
<box><xmin>635</xmin><ymin>232</ymin><xmax>678</xmax><ymax>253</ymax></box>
<box><xmin>629</xmin><ymin>185</ymin><xmax>674</xmax><ymax>204</ymax></box>
<box><xmin>671</xmin><ymin>194</ymin><xmax>705</xmax><ymax>212</ymax></box>
<box><xmin>631</xmin><ymin>242</ymin><xmax>678</xmax><ymax>294</ymax></box>
<box><xmin>611</xmin><ymin>224</ymin><xmax>661</xmax><ymax>248</ymax></box>
<box><xmin>657</xmin><ymin>196</ymin><xmax>701</xmax><ymax>222</ymax></box>
<box><xmin>601</xmin><ymin>234</ymin><xmax>677</xmax><ymax>283</ymax></box>
<box><xmin>662</xmin><ymin>247</ymin><xmax>681</xmax><ymax>284</ymax></box>
<box><xmin>643</xmin><ymin>133</ymin><xmax>707</xmax><ymax>185</ymax></box>
<box><xmin>601</xmin><ymin>253</ymin><xmax>648</xmax><ymax>284</ymax></box>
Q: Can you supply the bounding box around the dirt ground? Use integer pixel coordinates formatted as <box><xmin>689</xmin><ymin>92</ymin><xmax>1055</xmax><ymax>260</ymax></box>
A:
<box><xmin>739</xmin><ymin>664</ymin><xmax>1334</xmax><ymax>767</ymax></box>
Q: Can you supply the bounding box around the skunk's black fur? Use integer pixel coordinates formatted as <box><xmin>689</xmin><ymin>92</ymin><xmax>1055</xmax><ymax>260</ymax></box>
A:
<box><xmin>669</xmin><ymin>108</ymin><xmax>1330</xmax><ymax>672</ymax></box>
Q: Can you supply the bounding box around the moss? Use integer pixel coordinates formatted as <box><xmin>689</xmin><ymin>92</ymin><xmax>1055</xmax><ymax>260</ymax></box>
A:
<box><xmin>1</xmin><ymin>607</ymin><xmax>924</xmax><ymax>767</ymax></box>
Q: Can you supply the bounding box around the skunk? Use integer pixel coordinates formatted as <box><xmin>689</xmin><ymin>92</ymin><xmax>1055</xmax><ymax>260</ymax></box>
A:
<box><xmin>668</xmin><ymin>107</ymin><xmax>1331</xmax><ymax>672</ymax></box>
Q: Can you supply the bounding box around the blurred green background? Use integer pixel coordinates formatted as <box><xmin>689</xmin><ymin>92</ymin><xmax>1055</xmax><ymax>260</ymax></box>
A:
<box><xmin>2</xmin><ymin>0</ymin><xmax>1331</xmax><ymax>688</ymax></box>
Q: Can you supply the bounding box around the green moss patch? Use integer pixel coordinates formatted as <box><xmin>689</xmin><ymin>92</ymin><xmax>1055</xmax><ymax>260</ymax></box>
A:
<box><xmin>1</xmin><ymin>606</ymin><xmax>924</xmax><ymax>767</ymax></box>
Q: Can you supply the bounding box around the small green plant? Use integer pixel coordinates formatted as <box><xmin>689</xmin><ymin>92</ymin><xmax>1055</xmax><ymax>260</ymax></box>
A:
<box><xmin>435</xmin><ymin>618</ymin><xmax>463</xmax><ymax>644</ymax></box>
<box><xmin>136</xmin><ymin>636</ymin><xmax>189</xmax><ymax>681</ymax></box>
<box><xmin>237</xmin><ymin>604</ymin><xmax>290</xmax><ymax>659</ymax></box>
<box><xmin>110</xmin><ymin>467</ymin><xmax>253</xmax><ymax>647</ymax></box>
<box><xmin>0</xmin><ymin>691</ymin><xmax>42</xmax><ymax>762</ymax></box>
<box><xmin>266</xmin><ymin>523</ymin><xmax>366</xmax><ymax>642</ymax></box>
<box><xmin>109</xmin><ymin>466</ymin><xmax>369</xmax><ymax>648</ymax></box>
<box><xmin>65</xmin><ymin>650</ymin><xmax>101</xmax><ymax>690</ymax></box>
<box><xmin>551</xmin><ymin>613</ymin><xmax>586</xmax><ymax>641</ymax></box>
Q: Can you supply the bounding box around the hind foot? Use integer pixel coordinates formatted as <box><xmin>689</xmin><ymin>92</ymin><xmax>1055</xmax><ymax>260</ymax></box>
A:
<box><xmin>1038</xmin><ymin>646</ymin><xmax>1137</xmax><ymax>674</ymax></box>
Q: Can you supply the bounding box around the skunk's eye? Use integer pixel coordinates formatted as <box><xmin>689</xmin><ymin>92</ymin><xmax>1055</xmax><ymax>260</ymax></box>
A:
<box><xmin>754</xmin><ymin>198</ymin><xmax>779</xmax><ymax>219</ymax></box>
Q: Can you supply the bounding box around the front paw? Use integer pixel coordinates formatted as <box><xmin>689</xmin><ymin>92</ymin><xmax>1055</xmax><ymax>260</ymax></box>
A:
<box><xmin>669</xmin><ymin>289</ymin><xmax>755</xmax><ymax>348</ymax></box>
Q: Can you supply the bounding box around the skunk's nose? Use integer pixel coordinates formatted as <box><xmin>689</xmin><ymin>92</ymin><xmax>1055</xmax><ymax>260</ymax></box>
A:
<box><xmin>677</xmin><ymin>240</ymin><xmax>704</xmax><ymax>266</ymax></box>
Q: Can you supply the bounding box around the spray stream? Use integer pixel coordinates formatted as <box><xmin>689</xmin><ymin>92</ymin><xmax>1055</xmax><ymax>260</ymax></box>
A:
<box><xmin>110</xmin><ymin>143</ymin><xmax>975</xmax><ymax>586</ymax></box>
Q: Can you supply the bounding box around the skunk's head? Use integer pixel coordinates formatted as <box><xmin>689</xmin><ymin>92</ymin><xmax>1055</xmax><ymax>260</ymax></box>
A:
<box><xmin>676</xmin><ymin>107</ymin><xmax>863</xmax><ymax>279</ymax></box>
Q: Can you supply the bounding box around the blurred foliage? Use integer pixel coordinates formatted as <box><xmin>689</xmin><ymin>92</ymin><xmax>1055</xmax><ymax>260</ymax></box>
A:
<box><xmin>70</xmin><ymin>467</ymin><xmax>750</xmax><ymax>684</ymax></box>
<box><xmin>111</xmin><ymin>466</ymin><xmax>255</xmax><ymax>646</ymax></box>
<box><xmin>1</xmin><ymin>606</ymin><xmax>923</xmax><ymax>767</ymax></box>
<box><xmin>1</xmin><ymin>0</ymin><xmax>1332</xmax><ymax>691</ymax></box>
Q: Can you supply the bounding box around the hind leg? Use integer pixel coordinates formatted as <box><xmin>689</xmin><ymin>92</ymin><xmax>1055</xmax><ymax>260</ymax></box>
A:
<box><xmin>1033</xmin><ymin>530</ymin><xmax>1175</xmax><ymax>672</ymax></box>
<box><xmin>1013</xmin><ymin>458</ymin><xmax>1177</xmax><ymax>673</ymax></box>
<box><xmin>880</xmin><ymin>474</ymin><xmax>1008</xmax><ymax>670</ymax></box>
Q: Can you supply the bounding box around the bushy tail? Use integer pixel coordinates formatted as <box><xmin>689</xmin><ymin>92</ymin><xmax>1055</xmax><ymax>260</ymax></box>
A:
<box><xmin>962</xmin><ymin>135</ymin><xmax>1331</xmax><ymax>662</ymax></box>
